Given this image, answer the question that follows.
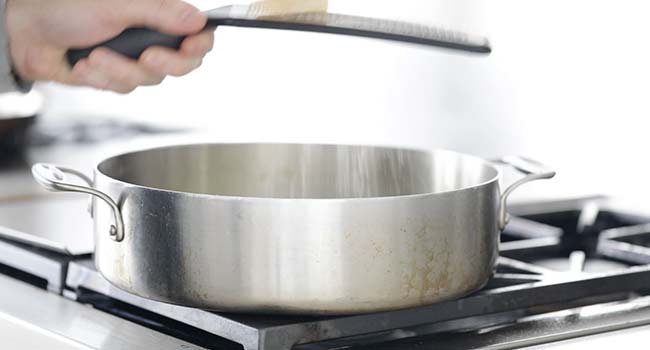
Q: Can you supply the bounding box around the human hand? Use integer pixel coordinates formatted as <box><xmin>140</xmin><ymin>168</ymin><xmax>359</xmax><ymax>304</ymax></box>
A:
<box><xmin>5</xmin><ymin>0</ymin><xmax>214</xmax><ymax>93</ymax></box>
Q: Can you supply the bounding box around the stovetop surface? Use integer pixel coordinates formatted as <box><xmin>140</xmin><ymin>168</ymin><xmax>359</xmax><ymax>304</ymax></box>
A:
<box><xmin>0</xmin><ymin>195</ymin><xmax>93</xmax><ymax>255</ymax></box>
<box><xmin>3</xmin><ymin>197</ymin><xmax>650</xmax><ymax>349</ymax></box>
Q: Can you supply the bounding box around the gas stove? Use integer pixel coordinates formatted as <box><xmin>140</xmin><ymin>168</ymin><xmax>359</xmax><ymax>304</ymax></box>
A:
<box><xmin>2</xmin><ymin>197</ymin><xmax>650</xmax><ymax>349</ymax></box>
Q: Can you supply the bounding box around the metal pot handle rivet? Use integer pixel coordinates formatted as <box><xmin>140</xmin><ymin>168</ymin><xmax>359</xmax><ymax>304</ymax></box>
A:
<box><xmin>494</xmin><ymin>156</ymin><xmax>556</xmax><ymax>231</ymax></box>
<box><xmin>31</xmin><ymin>163</ymin><xmax>125</xmax><ymax>242</ymax></box>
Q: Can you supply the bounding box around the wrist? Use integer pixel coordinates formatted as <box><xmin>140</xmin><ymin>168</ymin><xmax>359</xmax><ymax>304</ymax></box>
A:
<box><xmin>5</xmin><ymin>0</ymin><xmax>25</xmax><ymax>78</ymax></box>
<box><xmin>0</xmin><ymin>0</ymin><xmax>27</xmax><ymax>92</ymax></box>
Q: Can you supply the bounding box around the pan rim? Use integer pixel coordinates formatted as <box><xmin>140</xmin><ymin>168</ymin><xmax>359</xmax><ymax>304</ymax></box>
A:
<box><xmin>93</xmin><ymin>142</ymin><xmax>502</xmax><ymax>201</ymax></box>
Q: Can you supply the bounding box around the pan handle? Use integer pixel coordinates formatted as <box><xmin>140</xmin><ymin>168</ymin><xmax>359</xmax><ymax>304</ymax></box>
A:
<box><xmin>32</xmin><ymin>163</ymin><xmax>125</xmax><ymax>242</ymax></box>
<box><xmin>494</xmin><ymin>156</ymin><xmax>556</xmax><ymax>231</ymax></box>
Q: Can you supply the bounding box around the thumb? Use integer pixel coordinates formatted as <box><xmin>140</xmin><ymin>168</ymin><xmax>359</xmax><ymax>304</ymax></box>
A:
<box><xmin>116</xmin><ymin>0</ymin><xmax>207</xmax><ymax>35</ymax></box>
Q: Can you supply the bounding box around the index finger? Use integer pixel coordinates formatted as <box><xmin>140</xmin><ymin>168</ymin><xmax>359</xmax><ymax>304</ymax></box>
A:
<box><xmin>113</xmin><ymin>0</ymin><xmax>206</xmax><ymax>35</ymax></box>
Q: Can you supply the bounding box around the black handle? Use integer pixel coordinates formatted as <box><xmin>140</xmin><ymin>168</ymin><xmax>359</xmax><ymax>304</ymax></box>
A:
<box><xmin>66</xmin><ymin>16</ymin><xmax>491</xmax><ymax>67</ymax></box>
<box><xmin>66</xmin><ymin>28</ymin><xmax>186</xmax><ymax>67</ymax></box>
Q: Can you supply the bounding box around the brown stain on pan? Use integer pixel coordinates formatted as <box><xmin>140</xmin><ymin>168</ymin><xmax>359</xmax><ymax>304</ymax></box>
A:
<box><xmin>401</xmin><ymin>223</ymin><xmax>453</xmax><ymax>301</ymax></box>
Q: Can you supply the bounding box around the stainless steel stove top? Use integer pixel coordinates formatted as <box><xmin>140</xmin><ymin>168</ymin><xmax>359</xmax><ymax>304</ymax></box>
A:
<box><xmin>0</xmin><ymin>195</ymin><xmax>93</xmax><ymax>255</ymax></box>
<box><xmin>2</xmin><ymin>197</ymin><xmax>650</xmax><ymax>349</ymax></box>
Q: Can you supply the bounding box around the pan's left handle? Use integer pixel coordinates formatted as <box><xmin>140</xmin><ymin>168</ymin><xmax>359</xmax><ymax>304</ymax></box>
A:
<box><xmin>494</xmin><ymin>156</ymin><xmax>556</xmax><ymax>231</ymax></box>
<box><xmin>32</xmin><ymin>163</ymin><xmax>125</xmax><ymax>242</ymax></box>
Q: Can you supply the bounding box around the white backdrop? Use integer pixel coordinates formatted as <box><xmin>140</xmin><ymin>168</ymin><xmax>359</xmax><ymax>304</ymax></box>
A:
<box><xmin>36</xmin><ymin>0</ymin><xmax>650</xmax><ymax>202</ymax></box>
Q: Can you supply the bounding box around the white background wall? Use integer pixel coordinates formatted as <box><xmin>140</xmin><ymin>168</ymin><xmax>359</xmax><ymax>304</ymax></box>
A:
<box><xmin>35</xmin><ymin>0</ymin><xmax>650</xmax><ymax>202</ymax></box>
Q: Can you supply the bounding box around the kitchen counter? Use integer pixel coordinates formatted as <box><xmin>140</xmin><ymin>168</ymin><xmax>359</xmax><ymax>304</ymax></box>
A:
<box><xmin>0</xmin><ymin>273</ymin><xmax>205</xmax><ymax>349</ymax></box>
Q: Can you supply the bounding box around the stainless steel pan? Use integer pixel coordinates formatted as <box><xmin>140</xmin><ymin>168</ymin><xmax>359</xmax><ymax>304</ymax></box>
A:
<box><xmin>32</xmin><ymin>143</ymin><xmax>554</xmax><ymax>314</ymax></box>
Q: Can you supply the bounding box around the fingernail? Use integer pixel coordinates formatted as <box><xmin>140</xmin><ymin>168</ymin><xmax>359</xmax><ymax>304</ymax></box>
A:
<box><xmin>77</xmin><ymin>60</ymin><xmax>109</xmax><ymax>87</ymax></box>
<box><xmin>74</xmin><ymin>60</ymin><xmax>89</xmax><ymax>73</ymax></box>
<box><xmin>90</xmin><ymin>50</ymin><xmax>110</xmax><ymax>67</ymax></box>
<box><xmin>179</xmin><ymin>6</ymin><xmax>202</xmax><ymax>23</ymax></box>
<box><xmin>143</xmin><ymin>53</ymin><xmax>163</xmax><ymax>68</ymax></box>
<box><xmin>84</xmin><ymin>71</ymin><xmax>109</xmax><ymax>88</ymax></box>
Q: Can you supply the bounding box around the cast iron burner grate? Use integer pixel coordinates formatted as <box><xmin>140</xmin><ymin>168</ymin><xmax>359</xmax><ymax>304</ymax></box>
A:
<box><xmin>63</xmin><ymin>199</ymin><xmax>650</xmax><ymax>350</ymax></box>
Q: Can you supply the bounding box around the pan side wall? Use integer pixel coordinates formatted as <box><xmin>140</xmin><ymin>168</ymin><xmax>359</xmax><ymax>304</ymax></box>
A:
<box><xmin>92</xmin><ymin>176</ymin><xmax>499</xmax><ymax>314</ymax></box>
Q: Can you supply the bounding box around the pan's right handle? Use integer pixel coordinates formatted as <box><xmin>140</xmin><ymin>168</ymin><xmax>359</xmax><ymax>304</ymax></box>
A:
<box><xmin>494</xmin><ymin>156</ymin><xmax>556</xmax><ymax>231</ymax></box>
<box><xmin>32</xmin><ymin>163</ymin><xmax>125</xmax><ymax>242</ymax></box>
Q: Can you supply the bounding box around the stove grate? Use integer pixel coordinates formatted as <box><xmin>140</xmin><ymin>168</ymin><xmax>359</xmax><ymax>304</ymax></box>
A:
<box><xmin>62</xmin><ymin>200</ymin><xmax>650</xmax><ymax>350</ymax></box>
